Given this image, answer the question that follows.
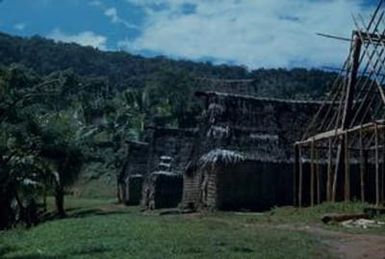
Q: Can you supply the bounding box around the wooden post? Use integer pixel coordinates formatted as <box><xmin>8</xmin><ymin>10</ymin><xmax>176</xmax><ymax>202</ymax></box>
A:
<box><xmin>359</xmin><ymin>127</ymin><xmax>365</xmax><ymax>203</ymax></box>
<box><xmin>294</xmin><ymin>145</ymin><xmax>299</xmax><ymax>206</ymax></box>
<box><xmin>380</xmin><ymin>129</ymin><xmax>385</xmax><ymax>205</ymax></box>
<box><xmin>327</xmin><ymin>138</ymin><xmax>333</xmax><ymax>202</ymax></box>
<box><xmin>316</xmin><ymin>148</ymin><xmax>321</xmax><ymax>204</ymax></box>
<box><xmin>333</xmin><ymin>35</ymin><xmax>362</xmax><ymax>203</ymax></box>
<box><xmin>298</xmin><ymin>145</ymin><xmax>303</xmax><ymax>207</ymax></box>
<box><xmin>375</xmin><ymin>123</ymin><xmax>380</xmax><ymax>206</ymax></box>
<box><xmin>332</xmin><ymin>143</ymin><xmax>342</xmax><ymax>202</ymax></box>
<box><xmin>344</xmin><ymin>133</ymin><xmax>350</xmax><ymax>202</ymax></box>
<box><xmin>341</xmin><ymin>35</ymin><xmax>361</xmax><ymax>128</ymax></box>
<box><xmin>310</xmin><ymin>140</ymin><xmax>315</xmax><ymax>206</ymax></box>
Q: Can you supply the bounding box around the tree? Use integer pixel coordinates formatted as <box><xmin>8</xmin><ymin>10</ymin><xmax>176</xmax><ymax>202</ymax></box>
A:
<box><xmin>38</xmin><ymin>111</ymin><xmax>89</xmax><ymax>217</ymax></box>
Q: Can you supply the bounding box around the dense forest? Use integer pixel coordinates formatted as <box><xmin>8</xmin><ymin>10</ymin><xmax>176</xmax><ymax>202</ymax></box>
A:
<box><xmin>0</xmin><ymin>32</ymin><xmax>337</xmax><ymax>228</ymax></box>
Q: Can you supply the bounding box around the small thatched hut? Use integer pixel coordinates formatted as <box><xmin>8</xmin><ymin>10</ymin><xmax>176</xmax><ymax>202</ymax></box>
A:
<box><xmin>142</xmin><ymin>171</ymin><xmax>183</xmax><ymax>210</ymax></box>
<box><xmin>119</xmin><ymin>127</ymin><xmax>198</xmax><ymax>204</ymax></box>
<box><xmin>123</xmin><ymin>174</ymin><xmax>144</xmax><ymax>205</ymax></box>
<box><xmin>118</xmin><ymin>140</ymin><xmax>149</xmax><ymax>202</ymax></box>
<box><xmin>182</xmin><ymin>149</ymin><xmax>294</xmax><ymax>211</ymax></box>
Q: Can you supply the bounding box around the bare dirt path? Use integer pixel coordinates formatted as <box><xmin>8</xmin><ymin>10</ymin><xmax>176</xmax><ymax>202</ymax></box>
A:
<box><xmin>285</xmin><ymin>224</ymin><xmax>385</xmax><ymax>259</ymax></box>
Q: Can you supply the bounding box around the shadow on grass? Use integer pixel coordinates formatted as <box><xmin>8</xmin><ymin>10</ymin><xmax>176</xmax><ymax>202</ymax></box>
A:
<box><xmin>42</xmin><ymin>207</ymin><xmax>131</xmax><ymax>222</ymax></box>
<box><xmin>0</xmin><ymin>245</ymin><xmax>15</xmax><ymax>256</ymax></box>
<box><xmin>0</xmin><ymin>246</ymin><xmax>110</xmax><ymax>259</ymax></box>
<box><xmin>67</xmin><ymin>208</ymin><xmax>131</xmax><ymax>218</ymax></box>
<box><xmin>5</xmin><ymin>255</ymin><xmax>65</xmax><ymax>259</ymax></box>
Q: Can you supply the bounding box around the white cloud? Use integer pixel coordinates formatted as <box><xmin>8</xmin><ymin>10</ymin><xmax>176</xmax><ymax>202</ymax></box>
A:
<box><xmin>89</xmin><ymin>0</ymin><xmax>102</xmax><ymax>7</ymax></box>
<box><xmin>105</xmin><ymin>7</ymin><xmax>119</xmax><ymax>23</ymax></box>
<box><xmin>89</xmin><ymin>1</ymin><xmax>138</xmax><ymax>29</ymax></box>
<box><xmin>14</xmin><ymin>23</ymin><xmax>26</xmax><ymax>31</ymax></box>
<box><xmin>48</xmin><ymin>29</ymin><xmax>107</xmax><ymax>50</ymax></box>
<box><xmin>120</xmin><ymin>0</ymin><xmax>375</xmax><ymax>68</ymax></box>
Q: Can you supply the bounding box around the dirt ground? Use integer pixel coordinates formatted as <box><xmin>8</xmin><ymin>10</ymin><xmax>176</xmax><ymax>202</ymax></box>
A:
<box><xmin>290</xmin><ymin>225</ymin><xmax>385</xmax><ymax>259</ymax></box>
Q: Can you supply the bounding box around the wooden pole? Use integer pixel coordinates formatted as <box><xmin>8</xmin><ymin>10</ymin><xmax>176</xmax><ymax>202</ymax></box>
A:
<box><xmin>310</xmin><ymin>140</ymin><xmax>315</xmax><ymax>206</ymax></box>
<box><xmin>344</xmin><ymin>133</ymin><xmax>350</xmax><ymax>202</ymax></box>
<box><xmin>332</xmin><ymin>142</ymin><xmax>341</xmax><ymax>202</ymax></box>
<box><xmin>359</xmin><ymin>126</ymin><xmax>365</xmax><ymax>202</ymax></box>
<box><xmin>380</xmin><ymin>132</ymin><xmax>385</xmax><ymax>205</ymax></box>
<box><xmin>298</xmin><ymin>145</ymin><xmax>303</xmax><ymax>207</ymax></box>
<box><xmin>375</xmin><ymin>123</ymin><xmax>380</xmax><ymax>206</ymax></box>
<box><xmin>327</xmin><ymin>138</ymin><xmax>333</xmax><ymax>202</ymax></box>
<box><xmin>316</xmin><ymin>148</ymin><xmax>321</xmax><ymax>204</ymax></box>
<box><xmin>294</xmin><ymin>145</ymin><xmax>299</xmax><ymax>206</ymax></box>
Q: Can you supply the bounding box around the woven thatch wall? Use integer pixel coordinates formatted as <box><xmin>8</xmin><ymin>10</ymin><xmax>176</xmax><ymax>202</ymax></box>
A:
<box><xmin>182</xmin><ymin>162</ymin><xmax>202</xmax><ymax>210</ymax></box>
<box><xmin>146</xmin><ymin>127</ymin><xmax>198</xmax><ymax>174</ymax></box>
<box><xmin>214</xmin><ymin>161</ymin><xmax>293</xmax><ymax>211</ymax></box>
<box><xmin>142</xmin><ymin>171</ymin><xmax>183</xmax><ymax>210</ymax></box>
<box><xmin>182</xmin><ymin>160</ymin><xmax>294</xmax><ymax>211</ymax></box>
<box><xmin>118</xmin><ymin>141</ymin><xmax>149</xmax><ymax>202</ymax></box>
<box><xmin>195</xmin><ymin>91</ymin><xmax>322</xmax><ymax>161</ymax></box>
<box><xmin>181</xmin><ymin>149</ymin><xmax>293</xmax><ymax>211</ymax></box>
<box><xmin>123</xmin><ymin>141</ymin><xmax>149</xmax><ymax>176</ymax></box>
<box><xmin>123</xmin><ymin>174</ymin><xmax>144</xmax><ymax>206</ymax></box>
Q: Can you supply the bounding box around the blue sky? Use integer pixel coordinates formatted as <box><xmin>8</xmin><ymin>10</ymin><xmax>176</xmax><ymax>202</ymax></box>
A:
<box><xmin>0</xmin><ymin>0</ymin><xmax>381</xmax><ymax>68</ymax></box>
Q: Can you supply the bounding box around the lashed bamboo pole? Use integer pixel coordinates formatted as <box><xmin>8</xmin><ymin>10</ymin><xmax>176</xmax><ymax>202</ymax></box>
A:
<box><xmin>353</xmin><ymin>16</ymin><xmax>385</xmax><ymax>106</ymax></box>
<box><xmin>327</xmin><ymin>138</ymin><xmax>333</xmax><ymax>201</ymax></box>
<box><xmin>310</xmin><ymin>140</ymin><xmax>315</xmax><ymax>206</ymax></box>
<box><xmin>344</xmin><ymin>132</ymin><xmax>350</xmax><ymax>202</ymax></box>
<box><xmin>380</xmin><ymin>134</ymin><xmax>385</xmax><ymax>205</ymax></box>
<box><xmin>293</xmin><ymin>145</ymin><xmax>299</xmax><ymax>206</ymax></box>
<box><xmin>332</xmin><ymin>142</ymin><xmax>341</xmax><ymax>202</ymax></box>
<box><xmin>375</xmin><ymin>122</ymin><xmax>380</xmax><ymax>206</ymax></box>
<box><xmin>316</xmin><ymin>148</ymin><xmax>321</xmax><ymax>204</ymax></box>
<box><xmin>359</xmin><ymin>126</ymin><xmax>366</xmax><ymax>202</ymax></box>
<box><xmin>298</xmin><ymin>145</ymin><xmax>303</xmax><ymax>207</ymax></box>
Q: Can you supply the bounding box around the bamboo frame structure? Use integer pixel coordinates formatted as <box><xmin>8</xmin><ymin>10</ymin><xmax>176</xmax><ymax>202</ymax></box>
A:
<box><xmin>294</xmin><ymin>0</ymin><xmax>385</xmax><ymax>207</ymax></box>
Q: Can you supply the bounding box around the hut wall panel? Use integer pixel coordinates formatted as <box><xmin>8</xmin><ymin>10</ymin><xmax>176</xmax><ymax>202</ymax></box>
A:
<box><xmin>142</xmin><ymin>172</ymin><xmax>183</xmax><ymax>210</ymax></box>
<box><xmin>148</xmin><ymin>128</ymin><xmax>197</xmax><ymax>174</ymax></box>
<box><xmin>182</xmin><ymin>173</ymin><xmax>201</xmax><ymax>209</ymax></box>
<box><xmin>124</xmin><ymin>175</ymin><xmax>144</xmax><ymax>206</ymax></box>
<box><xmin>124</xmin><ymin>145</ymin><xmax>149</xmax><ymax>177</ymax></box>
<box><xmin>206</xmin><ymin>171</ymin><xmax>217</xmax><ymax>208</ymax></box>
<box><xmin>202</xmin><ymin>161</ymin><xmax>294</xmax><ymax>211</ymax></box>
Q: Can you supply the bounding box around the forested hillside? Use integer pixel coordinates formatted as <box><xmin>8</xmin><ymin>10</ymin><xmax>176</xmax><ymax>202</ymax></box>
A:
<box><xmin>0</xmin><ymin>32</ymin><xmax>337</xmax><ymax>227</ymax></box>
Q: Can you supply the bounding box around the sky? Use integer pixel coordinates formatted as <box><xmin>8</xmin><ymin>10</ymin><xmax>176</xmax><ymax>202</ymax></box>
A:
<box><xmin>0</xmin><ymin>0</ymin><xmax>381</xmax><ymax>69</ymax></box>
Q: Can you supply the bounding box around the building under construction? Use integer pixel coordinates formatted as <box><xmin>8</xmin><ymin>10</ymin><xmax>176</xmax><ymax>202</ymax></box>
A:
<box><xmin>294</xmin><ymin>0</ymin><xmax>385</xmax><ymax>207</ymax></box>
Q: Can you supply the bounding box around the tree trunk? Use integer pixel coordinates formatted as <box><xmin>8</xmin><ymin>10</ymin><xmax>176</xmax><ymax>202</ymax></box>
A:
<box><xmin>55</xmin><ymin>185</ymin><xmax>66</xmax><ymax>218</ymax></box>
<box><xmin>117</xmin><ymin>178</ymin><xmax>122</xmax><ymax>203</ymax></box>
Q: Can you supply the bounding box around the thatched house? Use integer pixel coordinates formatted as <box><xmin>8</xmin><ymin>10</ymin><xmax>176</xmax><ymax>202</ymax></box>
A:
<box><xmin>181</xmin><ymin>91</ymin><xmax>323</xmax><ymax>211</ymax></box>
<box><xmin>118</xmin><ymin>140</ymin><xmax>149</xmax><ymax>203</ymax></box>
<box><xmin>119</xmin><ymin>127</ymin><xmax>198</xmax><ymax>206</ymax></box>
<box><xmin>123</xmin><ymin>174</ymin><xmax>144</xmax><ymax>205</ymax></box>
<box><xmin>141</xmin><ymin>171</ymin><xmax>183</xmax><ymax>210</ymax></box>
<box><xmin>183</xmin><ymin>149</ymin><xmax>294</xmax><ymax>211</ymax></box>
<box><xmin>145</xmin><ymin>126</ymin><xmax>198</xmax><ymax>174</ymax></box>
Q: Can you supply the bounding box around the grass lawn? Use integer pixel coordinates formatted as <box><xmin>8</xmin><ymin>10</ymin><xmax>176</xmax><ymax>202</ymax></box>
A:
<box><xmin>1</xmin><ymin>197</ymin><xmax>379</xmax><ymax>259</ymax></box>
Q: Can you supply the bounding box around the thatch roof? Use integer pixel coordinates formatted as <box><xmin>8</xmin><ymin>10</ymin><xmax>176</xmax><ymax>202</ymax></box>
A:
<box><xmin>198</xmin><ymin>149</ymin><xmax>245</xmax><ymax>170</ymax></box>
<box><xmin>125</xmin><ymin>140</ymin><xmax>149</xmax><ymax>147</ymax></box>
<box><xmin>194</xmin><ymin>90</ymin><xmax>325</xmax><ymax>163</ymax></box>
<box><xmin>195</xmin><ymin>91</ymin><xmax>328</xmax><ymax>105</ymax></box>
<box><xmin>145</xmin><ymin>126</ymin><xmax>198</xmax><ymax>137</ymax></box>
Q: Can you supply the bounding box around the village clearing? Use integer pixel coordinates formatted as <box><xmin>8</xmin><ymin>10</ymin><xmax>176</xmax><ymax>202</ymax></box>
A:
<box><xmin>0</xmin><ymin>197</ymin><xmax>384</xmax><ymax>259</ymax></box>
